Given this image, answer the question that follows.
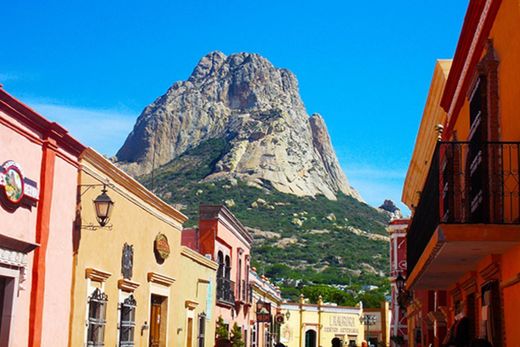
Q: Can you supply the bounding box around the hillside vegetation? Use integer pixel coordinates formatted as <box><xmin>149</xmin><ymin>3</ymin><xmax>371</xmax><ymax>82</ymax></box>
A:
<box><xmin>138</xmin><ymin>138</ymin><xmax>390</xmax><ymax>304</ymax></box>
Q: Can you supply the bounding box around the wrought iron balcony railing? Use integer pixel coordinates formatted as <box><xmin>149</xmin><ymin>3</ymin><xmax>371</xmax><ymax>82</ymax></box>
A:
<box><xmin>216</xmin><ymin>277</ymin><xmax>235</xmax><ymax>305</ymax></box>
<box><xmin>407</xmin><ymin>141</ymin><xmax>520</xmax><ymax>275</ymax></box>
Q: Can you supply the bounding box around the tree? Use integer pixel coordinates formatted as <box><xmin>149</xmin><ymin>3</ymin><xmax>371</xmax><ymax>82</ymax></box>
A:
<box><xmin>215</xmin><ymin>316</ymin><xmax>229</xmax><ymax>341</ymax></box>
<box><xmin>230</xmin><ymin>322</ymin><xmax>245</xmax><ymax>347</ymax></box>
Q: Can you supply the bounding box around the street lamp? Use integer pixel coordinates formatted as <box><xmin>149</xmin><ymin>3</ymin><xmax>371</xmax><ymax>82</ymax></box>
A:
<box><xmin>359</xmin><ymin>314</ymin><xmax>376</xmax><ymax>345</ymax></box>
<box><xmin>396</xmin><ymin>273</ymin><xmax>405</xmax><ymax>292</ymax></box>
<box><xmin>93</xmin><ymin>185</ymin><xmax>114</xmax><ymax>227</ymax></box>
<box><xmin>395</xmin><ymin>272</ymin><xmax>411</xmax><ymax>310</ymax></box>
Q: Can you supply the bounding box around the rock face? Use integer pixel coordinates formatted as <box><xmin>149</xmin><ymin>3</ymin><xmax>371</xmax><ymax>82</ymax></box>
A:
<box><xmin>379</xmin><ymin>199</ymin><xmax>403</xmax><ymax>220</ymax></box>
<box><xmin>116</xmin><ymin>51</ymin><xmax>361</xmax><ymax>201</ymax></box>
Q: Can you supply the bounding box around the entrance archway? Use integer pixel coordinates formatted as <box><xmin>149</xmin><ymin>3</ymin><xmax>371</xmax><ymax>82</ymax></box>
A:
<box><xmin>305</xmin><ymin>330</ymin><xmax>317</xmax><ymax>347</ymax></box>
<box><xmin>331</xmin><ymin>337</ymin><xmax>342</xmax><ymax>347</ymax></box>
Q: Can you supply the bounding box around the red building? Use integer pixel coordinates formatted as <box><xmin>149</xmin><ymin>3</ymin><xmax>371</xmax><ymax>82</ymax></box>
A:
<box><xmin>388</xmin><ymin>219</ymin><xmax>409</xmax><ymax>346</ymax></box>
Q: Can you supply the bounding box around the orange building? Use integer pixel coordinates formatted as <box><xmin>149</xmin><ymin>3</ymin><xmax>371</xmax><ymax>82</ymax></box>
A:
<box><xmin>402</xmin><ymin>0</ymin><xmax>520</xmax><ymax>346</ymax></box>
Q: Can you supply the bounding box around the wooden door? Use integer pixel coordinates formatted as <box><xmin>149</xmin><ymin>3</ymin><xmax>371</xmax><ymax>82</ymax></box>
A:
<box><xmin>187</xmin><ymin>317</ymin><xmax>193</xmax><ymax>347</ymax></box>
<box><xmin>149</xmin><ymin>296</ymin><xmax>162</xmax><ymax>347</ymax></box>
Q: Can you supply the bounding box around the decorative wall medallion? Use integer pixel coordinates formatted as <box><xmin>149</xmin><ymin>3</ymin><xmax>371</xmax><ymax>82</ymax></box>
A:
<box><xmin>0</xmin><ymin>161</ymin><xmax>38</xmax><ymax>206</ymax></box>
<box><xmin>154</xmin><ymin>233</ymin><xmax>170</xmax><ymax>262</ymax></box>
<box><xmin>122</xmin><ymin>243</ymin><xmax>133</xmax><ymax>279</ymax></box>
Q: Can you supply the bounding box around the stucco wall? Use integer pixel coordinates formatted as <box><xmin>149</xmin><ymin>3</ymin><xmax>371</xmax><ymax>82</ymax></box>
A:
<box><xmin>70</xmin><ymin>155</ymin><xmax>213</xmax><ymax>347</ymax></box>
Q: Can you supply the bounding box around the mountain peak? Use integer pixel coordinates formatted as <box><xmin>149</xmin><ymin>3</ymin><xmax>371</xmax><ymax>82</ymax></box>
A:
<box><xmin>116</xmin><ymin>52</ymin><xmax>361</xmax><ymax>201</ymax></box>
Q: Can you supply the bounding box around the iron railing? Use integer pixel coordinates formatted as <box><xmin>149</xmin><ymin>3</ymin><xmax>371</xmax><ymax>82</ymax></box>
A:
<box><xmin>407</xmin><ymin>142</ymin><xmax>520</xmax><ymax>274</ymax></box>
<box><xmin>216</xmin><ymin>277</ymin><xmax>235</xmax><ymax>305</ymax></box>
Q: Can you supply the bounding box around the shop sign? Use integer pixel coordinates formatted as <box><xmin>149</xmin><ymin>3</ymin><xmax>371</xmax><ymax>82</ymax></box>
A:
<box><xmin>323</xmin><ymin>315</ymin><xmax>358</xmax><ymax>334</ymax></box>
<box><xmin>256</xmin><ymin>301</ymin><xmax>271</xmax><ymax>323</ymax></box>
<box><xmin>0</xmin><ymin>161</ymin><xmax>38</xmax><ymax>205</ymax></box>
<box><xmin>154</xmin><ymin>233</ymin><xmax>170</xmax><ymax>260</ymax></box>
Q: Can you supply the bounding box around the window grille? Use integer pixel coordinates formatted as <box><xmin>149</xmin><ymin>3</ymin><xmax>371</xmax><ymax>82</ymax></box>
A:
<box><xmin>197</xmin><ymin>313</ymin><xmax>206</xmax><ymax>347</ymax></box>
<box><xmin>87</xmin><ymin>288</ymin><xmax>108</xmax><ymax>347</ymax></box>
<box><xmin>119</xmin><ymin>295</ymin><xmax>136</xmax><ymax>347</ymax></box>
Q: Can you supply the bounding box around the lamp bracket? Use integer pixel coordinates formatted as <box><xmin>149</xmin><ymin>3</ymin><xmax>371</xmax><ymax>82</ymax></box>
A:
<box><xmin>81</xmin><ymin>223</ymin><xmax>113</xmax><ymax>231</ymax></box>
<box><xmin>78</xmin><ymin>183</ymin><xmax>113</xmax><ymax>197</ymax></box>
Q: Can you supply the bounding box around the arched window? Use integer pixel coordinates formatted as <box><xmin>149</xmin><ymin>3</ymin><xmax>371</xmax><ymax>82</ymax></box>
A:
<box><xmin>225</xmin><ymin>255</ymin><xmax>231</xmax><ymax>280</ymax></box>
<box><xmin>217</xmin><ymin>251</ymin><xmax>224</xmax><ymax>279</ymax></box>
<box><xmin>305</xmin><ymin>330</ymin><xmax>317</xmax><ymax>347</ymax></box>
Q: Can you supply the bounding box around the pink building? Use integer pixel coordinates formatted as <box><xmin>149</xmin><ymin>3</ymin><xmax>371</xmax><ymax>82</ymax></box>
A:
<box><xmin>182</xmin><ymin>204</ymin><xmax>253</xmax><ymax>346</ymax></box>
<box><xmin>388</xmin><ymin>219</ymin><xmax>409</xmax><ymax>346</ymax></box>
<box><xmin>0</xmin><ymin>87</ymin><xmax>85</xmax><ymax>347</ymax></box>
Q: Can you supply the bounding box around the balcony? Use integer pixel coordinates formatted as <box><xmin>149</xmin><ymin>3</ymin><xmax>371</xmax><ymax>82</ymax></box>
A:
<box><xmin>407</xmin><ymin>142</ymin><xmax>520</xmax><ymax>288</ymax></box>
<box><xmin>216</xmin><ymin>277</ymin><xmax>235</xmax><ymax>305</ymax></box>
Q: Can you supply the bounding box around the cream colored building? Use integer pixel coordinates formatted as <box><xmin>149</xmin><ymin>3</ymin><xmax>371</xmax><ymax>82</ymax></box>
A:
<box><xmin>280</xmin><ymin>297</ymin><xmax>390</xmax><ymax>347</ymax></box>
<box><xmin>69</xmin><ymin>148</ymin><xmax>217</xmax><ymax>347</ymax></box>
<box><xmin>280</xmin><ymin>297</ymin><xmax>363</xmax><ymax>347</ymax></box>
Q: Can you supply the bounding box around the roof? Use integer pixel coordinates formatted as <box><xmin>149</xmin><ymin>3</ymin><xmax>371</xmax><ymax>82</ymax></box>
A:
<box><xmin>440</xmin><ymin>0</ymin><xmax>502</xmax><ymax>137</ymax></box>
<box><xmin>199</xmin><ymin>204</ymin><xmax>253</xmax><ymax>244</ymax></box>
<box><xmin>0</xmin><ymin>87</ymin><xmax>85</xmax><ymax>157</ymax></box>
<box><xmin>81</xmin><ymin>148</ymin><xmax>188</xmax><ymax>224</ymax></box>
<box><xmin>402</xmin><ymin>60</ymin><xmax>451</xmax><ymax>210</ymax></box>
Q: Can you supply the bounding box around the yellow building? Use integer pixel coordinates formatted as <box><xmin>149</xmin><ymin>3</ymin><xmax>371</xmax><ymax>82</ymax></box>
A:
<box><xmin>249</xmin><ymin>269</ymin><xmax>283</xmax><ymax>346</ymax></box>
<box><xmin>69</xmin><ymin>148</ymin><xmax>217</xmax><ymax>347</ymax></box>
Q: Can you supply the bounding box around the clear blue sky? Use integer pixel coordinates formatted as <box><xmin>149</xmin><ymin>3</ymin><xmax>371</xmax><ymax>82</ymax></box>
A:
<box><xmin>0</xmin><ymin>1</ymin><xmax>469</xmax><ymax>212</ymax></box>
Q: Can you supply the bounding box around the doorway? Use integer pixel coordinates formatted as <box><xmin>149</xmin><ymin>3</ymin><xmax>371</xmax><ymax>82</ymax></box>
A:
<box><xmin>331</xmin><ymin>337</ymin><xmax>342</xmax><ymax>347</ymax></box>
<box><xmin>149</xmin><ymin>294</ymin><xmax>168</xmax><ymax>347</ymax></box>
<box><xmin>305</xmin><ymin>330</ymin><xmax>317</xmax><ymax>347</ymax></box>
<box><xmin>0</xmin><ymin>275</ymin><xmax>16</xmax><ymax>347</ymax></box>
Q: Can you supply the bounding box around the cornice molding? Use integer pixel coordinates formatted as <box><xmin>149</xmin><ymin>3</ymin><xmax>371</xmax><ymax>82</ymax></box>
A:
<box><xmin>480</xmin><ymin>261</ymin><xmax>500</xmax><ymax>281</ymax></box>
<box><xmin>185</xmin><ymin>300</ymin><xmax>199</xmax><ymax>310</ymax></box>
<box><xmin>147</xmin><ymin>272</ymin><xmax>175</xmax><ymax>287</ymax></box>
<box><xmin>181</xmin><ymin>246</ymin><xmax>218</xmax><ymax>270</ymax></box>
<box><xmin>0</xmin><ymin>88</ymin><xmax>86</xmax><ymax>157</ymax></box>
<box><xmin>81</xmin><ymin>148</ymin><xmax>187</xmax><ymax>224</ymax></box>
<box><xmin>81</xmin><ymin>161</ymin><xmax>184</xmax><ymax>230</ymax></box>
<box><xmin>118</xmin><ymin>279</ymin><xmax>140</xmax><ymax>292</ymax></box>
<box><xmin>501</xmin><ymin>272</ymin><xmax>520</xmax><ymax>289</ymax></box>
<box><xmin>85</xmin><ymin>268</ymin><xmax>112</xmax><ymax>282</ymax></box>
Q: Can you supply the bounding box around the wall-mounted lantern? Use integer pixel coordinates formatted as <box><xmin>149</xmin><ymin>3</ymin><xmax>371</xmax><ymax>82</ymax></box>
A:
<box><xmin>396</xmin><ymin>272</ymin><xmax>412</xmax><ymax>310</ymax></box>
<box><xmin>285</xmin><ymin>310</ymin><xmax>291</xmax><ymax>321</ymax></box>
<box><xmin>93</xmin><ymin>185</ymin><xmax>114</xmax><ymax>227</ymax></box>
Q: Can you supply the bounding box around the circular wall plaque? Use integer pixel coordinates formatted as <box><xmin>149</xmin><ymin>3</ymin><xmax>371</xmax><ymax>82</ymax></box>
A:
<box><xmin>154</xmin><ymin>233</ymin><xmax>170</xmax><ymax>261</ymax></box>
<box><xmin>3</xmin><ymin>162</ymin><xmax>24</xmax><ymax>204</ymax></box>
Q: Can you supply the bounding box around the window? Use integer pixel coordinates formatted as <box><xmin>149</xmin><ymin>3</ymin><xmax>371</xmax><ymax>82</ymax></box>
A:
<box><xmin>119</xmin><ymin>295</ymin><xmax>136</xmax><ymax>347</ymax></box>
<box><xmin>198</xmin><ymin>313</ymin><xmax>206</xmax><ymax>347</ymax></box>
<box><xmin>87</xmin><ymin>288</ymin><xmax>108</xmax><ymax>347</ymax></box>
<box><xmin>251</xmin><ymin>324</ymin><xmax>257</xmax><ymax>347</ymax></box>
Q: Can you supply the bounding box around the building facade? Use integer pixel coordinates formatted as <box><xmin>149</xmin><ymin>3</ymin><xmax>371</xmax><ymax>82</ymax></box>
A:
<box><xmin>387</xmin><ymin>219</ymin><xmax>409</xmax><ymax>346</ymax></box>
<box><xmin>0</xmin><ymin>87</ymin><xmax>85</xmax><ymax>347</ymax></box>
<box><xmin>183</xmin><ymin>204</ymin><xmax>253</xmax><ymax>346</ymax></box>
<box><xmin>363</xmin><ymin>303</ymin><xmax>390</xmax><ymax>347</ymax></box>
<box><xmin>280</xmin><ymin>297</ymin><xmax>365</xmax><ymax>347</ymax></box>
<box><xmin>70</xmin><ymin>148</ymin><xmax>217</xmax><ymax>347</ymax></box>
<box><xmin>402</xmin><ymin>0</ymin><xmax>520</xmax><ymax>345</ymax></box>
<box><xmin>249</xmin><ymin>268</ymin><xmax>283</xmax><ymax>347</ymax></box>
